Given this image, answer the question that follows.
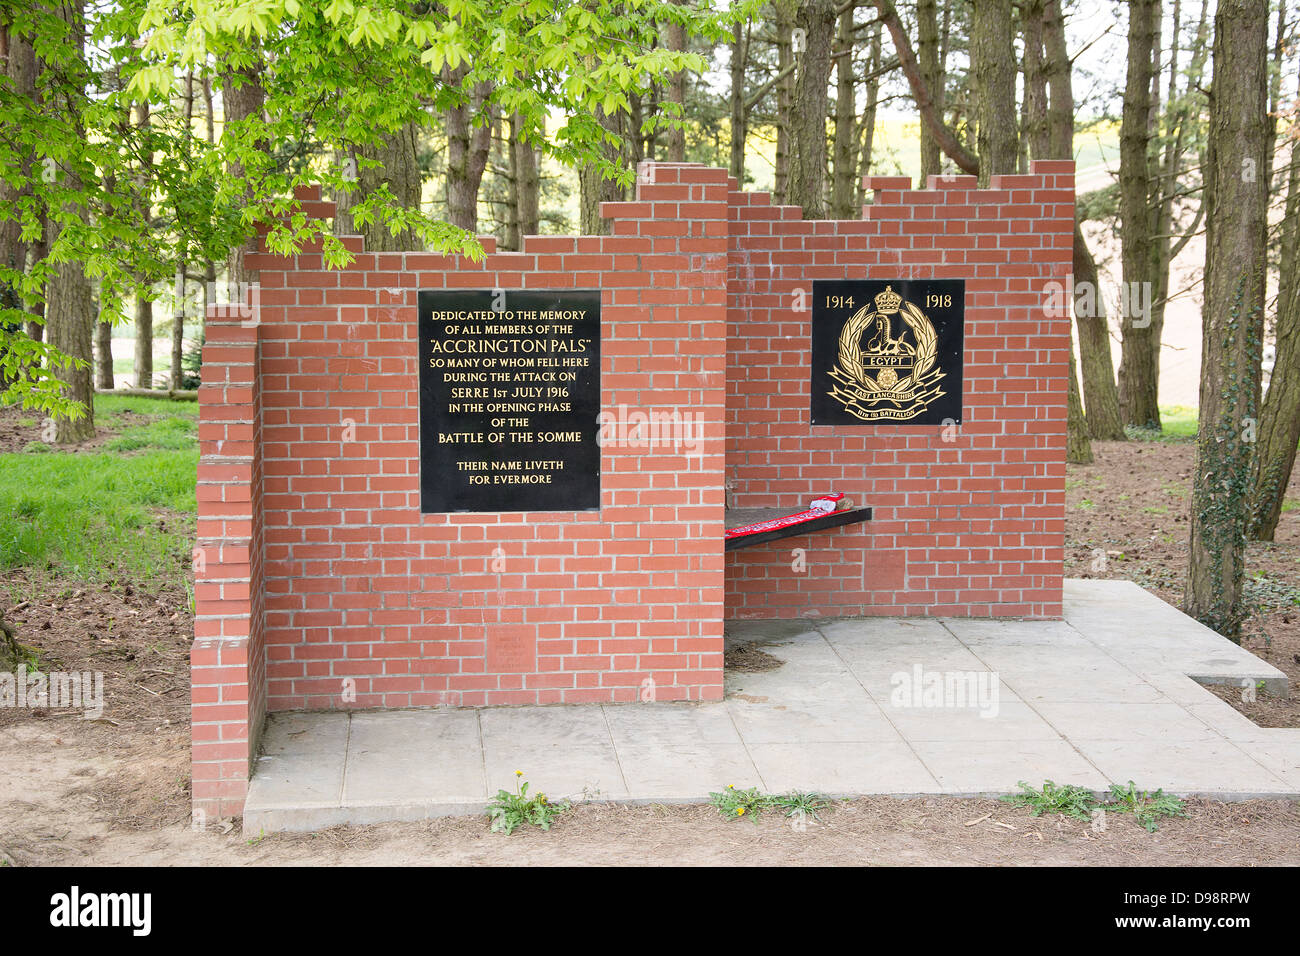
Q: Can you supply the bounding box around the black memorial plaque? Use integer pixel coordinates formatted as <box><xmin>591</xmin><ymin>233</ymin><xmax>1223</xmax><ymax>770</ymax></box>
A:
<box><xmin>418</xmin><ymin>289</ymin><xmax>601</xmax><ymax>512</ymax></box>
<box><xmin>810</xmin><ymin>279</ymin><xmax>964</xmax><ymax>425</ymax></box>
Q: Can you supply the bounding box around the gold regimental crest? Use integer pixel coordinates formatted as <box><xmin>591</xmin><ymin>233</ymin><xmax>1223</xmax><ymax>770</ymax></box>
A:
<box><xmin>826</xmin><ymin>285</ymin><xmax>947</xmax><ymax>421</ymax></box>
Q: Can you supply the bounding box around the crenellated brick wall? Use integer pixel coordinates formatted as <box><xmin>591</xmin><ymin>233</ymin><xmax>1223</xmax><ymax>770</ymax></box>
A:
<box><xmin>725</xmin><ymin>162</ymin><xmax>1074</xmax><ymax>620</ymax></box>
<box><xmin>192</xmin><ymin>164</ymin><xmax>731</xmax><ymax>815</ymax></box>
<box><xmin>191</xmin><ymin>160</ymin><xmax>1074</xmax><ymax>816</ymax></box>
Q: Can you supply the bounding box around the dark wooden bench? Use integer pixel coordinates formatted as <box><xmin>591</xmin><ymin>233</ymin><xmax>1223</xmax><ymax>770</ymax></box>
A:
<box><xmin>724</xmin><ymin>506</ymin><xmax>873</xmax><ymax>552</ymax></box>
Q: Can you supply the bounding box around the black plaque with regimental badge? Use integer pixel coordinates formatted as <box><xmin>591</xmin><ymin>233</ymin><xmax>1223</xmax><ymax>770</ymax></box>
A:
<box><xmin>811</xmin><ymin>279</ymin><xmax>964</xmax><ymax>425</ymax></box>
<box><xmin>418</xmin><ymin>289</ymin><xmax>601</xmax><ymax>512</ymax></box>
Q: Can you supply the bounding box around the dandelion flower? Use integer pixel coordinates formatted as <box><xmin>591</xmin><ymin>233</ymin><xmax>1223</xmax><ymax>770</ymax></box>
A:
<box><xmin>737</xmin><ymin>807</ymin><xmax>745</xmax><ymax>815</ymax></box>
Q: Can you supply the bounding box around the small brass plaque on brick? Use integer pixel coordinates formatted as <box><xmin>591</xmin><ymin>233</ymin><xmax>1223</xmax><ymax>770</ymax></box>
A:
<box><xmin>811</xmin><ymin>279</ymin><xmax>964</xmax><ymax>425</ymax></box>
<box><xmin>418</xmin><ymin>289</ymin><xmax>601</xmax><ymax>513</ymax></box>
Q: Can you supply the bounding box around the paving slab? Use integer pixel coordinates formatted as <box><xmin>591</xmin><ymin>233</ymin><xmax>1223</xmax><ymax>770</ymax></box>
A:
<box><xmin>243</xmin><ymin>580</ymin><xmax>1300</xmax><ymax>832</ymax></box>
<box><xmin>613</xmin><ymin>743</ymin><xmax>762</xmax><ymax>801</ymax></box>
<box><xmin>342</xmin><ymin>710</ymin><xmax>484</xmax><ymax>806</ymax></box>
<box><xmin>246</xmin><ymin>712</ymin><xmax>349</xmax><ymax>811</ymax></box>
<box><xmin>881</xmin><ymin>700</ymin><xmax>1062</xmax><ymax>741</ymax></box>
<box><xmin>725</xmin><ymin>693</ymin><xmax>902</xmax><ymax>744</ymax></box>
<box><xmin>1069</xmin><ymin>738</ymin><xmax>1293</xmax><ymax>797</ymax></box>
<box><xmin>911</xmin><ymin>739</ymin><xmax>1110</xmax><ymax>794</ymax></box>
<box><xmin>747</xmin><ymin>740</ymin><xmax>944</xmax><ymax>795</ymax></box>
<box><xmin>479</xmin><ymin>704</ymin><xmax>628</xmax><ymax>802</ymax></box>
<box><xmin>1029</xmin><ymin>702</ymin><xmax>1223</xmax><ymax>742</ymax></box>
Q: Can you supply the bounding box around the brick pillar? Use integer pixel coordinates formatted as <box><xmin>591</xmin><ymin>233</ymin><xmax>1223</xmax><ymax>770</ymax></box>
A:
<box><xmin>599</xmin><ymin>162</ymin><xmax>731</xmax><ymax>701</ymax></box>
<box><xmin>192</xmin><ymin>311</ymin><xmax>265</xmax><ymax>817</ymax></box>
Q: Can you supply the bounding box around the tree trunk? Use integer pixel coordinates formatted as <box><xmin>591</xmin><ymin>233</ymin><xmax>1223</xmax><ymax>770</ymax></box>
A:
<box><xmin>95</xmin><ymin>317</ymin><xmax>113</xmax><ymax>390</ymax></box>
<box><xmin>46</xmin><ymin>220</ymin><xmax>95</xmax><ymax>442</ymax></box>
<box><xmin>1116</xmin><ymin>0</ymin><xmax>1161</xmax><ymax>428</ymax></box>
<box><xmin>134</xmin><ymin>291</ymin><xmax>152</xmax><ymax>389</ymax></box>
<box><xmin>830</xmin><ymin>6</ymin><xmax>857</xmax><ymax>218</ymax></box>
<box><xmin>853</xmin><ymin>22</ymin><xmax>882</xmax><ymax>209</ymax></box>
<box><xmin>774</xmin><ymin>1</ymin><xmax>796</xmax><ymax>203</ymax></box>
<box><xmin>1185</xmin><ymin>0</ymin><xmax>1270</xmax><ymax>639</ymax></box>
<box><xmin>514</xmin><ymin>120</ymin><xmax>540</xmax><ymax>239</ymax></box>
<box><xmin>1072</xmin><ymin>225</ymin><xmax>1127</xmax><ymax>439</ymax></box>
<box><xmin>729</xmin><ymin>19</ymin><xmax>748</xmax><ymax>181</ymax></box>
<box><xmin>1030</xmin><ymin>0</ymin><xmax>1090</xmax><ymax>461</ymax></box>
<box><xmin>917</xmin><ymin>0</ymin><xmax>942</xmax><ymax>181</ymax></box>
<box><xmin>1247</xmin><ymin>135</ymin><xmax>1300</xmax><ymax>540</ymax></box>
<box><xmin>873</xmin><ymin>0</ymin><xmax>975</xmax><ymax>176</ymax></box>
<box><xmin>1066</xmin><ymin>342</ymin><xmax>1093</xmax><ymax>463</ymax></box>
<box><xmin>786</xmin><ymin>0</ymin><xmax>836</xmax><ymax>218</ymax></box>
<box><xmin>221</xmin><ymin>59</ymin><xmax>265</xmax><ymax>287</ymax></box>
<box><xmin>1042</xmin><ymin>0</ymin><xmax>1126</xmax><ymax>440</ymax></box>
<box><xmin>579</xmin><ymin>106</ymin><xmax>624</xmax><ymax>236</ymax></box>
<box><xmin>663</xmin><ymin>14</ymin><xmax>687</xmax><ymax>162</ymax></box>
<box><xmin>444</xmin><ymin>67</ymin><xmax>493</xmax><ymax>234</ymax></box>
<box><xmin>172</xmin><ymin>70</ymin><xmax>194</xmax><ymax>389</ymax></box>
<box><xmin>133</xmin><ymin>99</ymin><xmax>153</xmax><ymax>389</ymax></box>
<box><xmin>505</xmin><ymin>118</ymin><xmax>521</xmax><ymax>252</ymax></box>
<box><xmin>171</xmin><ymin>265</ymin><xmax>185</xmax><ymax>389</ymax></box>
<box><xmin>41</xmin><ymin>0</ymin><xmax>94</xmax><ymax>441</ymax></box>
<box><xmin>1023</xmin><ymin>0</ymin><xmax>1050</xmax><ymax>162</ymax></box>
<box><xmin>336</xmin><ymin>124</ymin><xmax>422</xmax><ymax>249</ymax></box>
<box><xmin>970</xmin><ymin>0</ymin><xmax>1017</xmax><ymax>185</ymax></box>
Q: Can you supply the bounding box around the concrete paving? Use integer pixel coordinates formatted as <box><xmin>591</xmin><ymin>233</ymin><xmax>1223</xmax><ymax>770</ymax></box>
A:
<box><xmin>243</xmin><ymin>579</ymin><xmax>1299</xmax><ymax>832</ymax></box>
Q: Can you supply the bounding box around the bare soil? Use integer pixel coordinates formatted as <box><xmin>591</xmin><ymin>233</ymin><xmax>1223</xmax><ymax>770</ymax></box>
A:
<box><xmin>1</xmin><ymin>433</ymin><xmax>1298</xmax><ymax>866</ymax></box>
<box><xmin>0</xmin><ymin>400</ymin><xmax>144</xmax><ymax>455</ymax></box>
<box><xmin>724</xmin><ymin>641</ymin><xmax>785</xmax><ymax>673</ymax></box>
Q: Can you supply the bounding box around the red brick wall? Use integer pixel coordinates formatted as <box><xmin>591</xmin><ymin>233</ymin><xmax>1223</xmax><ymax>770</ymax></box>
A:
<box><xmin>191</xmin><ymin>163</ymin><xmax>731</xmax><ymax>814</ymax></box>
<box><xmin>725</xmin><ymin>162</ymin><xmax>1074</xmax><ymax>620</ymax></box>
<box><xmin>191</xmin><ymin>161</ymin><xmax>1074</xmax><ymax>815</ymax></box>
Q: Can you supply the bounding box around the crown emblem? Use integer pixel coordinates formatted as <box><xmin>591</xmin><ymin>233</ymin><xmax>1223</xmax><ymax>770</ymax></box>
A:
<box><xmin>874</xmin><ymin>285</ymin><xmax>902</xmax><ymax>315</ymax></box>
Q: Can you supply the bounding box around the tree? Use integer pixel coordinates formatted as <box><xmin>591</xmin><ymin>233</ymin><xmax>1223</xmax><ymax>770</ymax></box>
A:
<box><xmin>1044</xmin><ymin>0</ymin><xmax>1125</xmax><ymax>441</ymax></box>
<box><xmin>43</xmin><ymin>1</ymin><xmax>96</xmax><ymax>442</ymax></box>
<box><xmin>969</xmin><ymin>0</ymin><xmax>1016</xmax><ymax>184</ymax></box>
<box><xmin>1</xmin><ymin>0</ymin><xmax>715</xmax><ymax>420</ymax></box>
<box><xmin>337</xmin><ymin>125</ymin><xmax>424</xmax><ymax>248</ymax></box>
<box><xmin>1116</xmin><ymin>0</ymin><xmax>1161</xmax><ymax>429</ymax></box>
<box><xmin>785</xmin><ymin>0</ymin><xmax>835</xmax><ymax>217</ymax></box>
<box><xmin>917</xmin><ymin>0</ymin><xmax>944</xmax><ymax>182</ymax></box>
<box><xmin>852</xmin><ymin>19</ymin><xmax>883</xmax><ymax>209</ymax></box>
<box><xmin>871</xmin><ymin>0</ymin><xmax>976</xmax><ymax>175</ymax></box>
<box><xmin>663</xmin><ymin>6</ymin><xmax>688</xmax><ymax>162</ymax></box>
<box><xmin>444</xmin><ymin>65</ymin><xmax>493</xmax><ymax>234</ymax></box>
<box><xmin>1185</xmin><ymin>0</ymin><xmax>1270</xmax><ymax>639</ymax></box>
<box><xmin>829</xmin><ymin>3</ymin><xmax>857</xmax><ymax>218</ymax></box>
<box><xmin>1247</xmin><ymin>62</ymin><xmax>1300</xmax><ymax>541</ymax></box>
<box><xmin>1029</xmin><ymin>0</ymin><xmax>1089</xmax><ymax>463</ymax></box>
<box><xmin>729</xmin><ymin>16</ymin><xmax>748</xmax><ymax>181</ymax></box>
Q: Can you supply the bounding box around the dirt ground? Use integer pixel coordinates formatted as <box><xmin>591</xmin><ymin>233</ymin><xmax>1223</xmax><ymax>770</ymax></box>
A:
<box><xmin>0</xmin><ymin>401</ymin><xmax>160</xmax><ymax>455</ymax></box>
<box><xmin>2</xmin><ymin>434</ymin><xmax>1299</xmax><ymax>866</ymax></box>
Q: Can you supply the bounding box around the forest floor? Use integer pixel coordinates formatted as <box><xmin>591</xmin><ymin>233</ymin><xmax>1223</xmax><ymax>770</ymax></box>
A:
<box><xmin>1</xmin><ymin>399</ymin><xmax>1298</xmax><ymax>866</ymax></box>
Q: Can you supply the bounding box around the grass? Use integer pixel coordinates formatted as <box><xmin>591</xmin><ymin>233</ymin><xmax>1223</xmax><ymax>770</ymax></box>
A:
<box><xmin>96</xmin><ymin>393</ymin><xmax>200</xmax><ymax>423</ymax></box>
<box><xmin>0</xmin><ymin>395</ymin><xmax>198</xmax><ymax>591</ymax></box>
<box><xmin>1124</xmin><ymin>404</ymin><xmax>1199</xmax><ymax>443</ymax></box>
